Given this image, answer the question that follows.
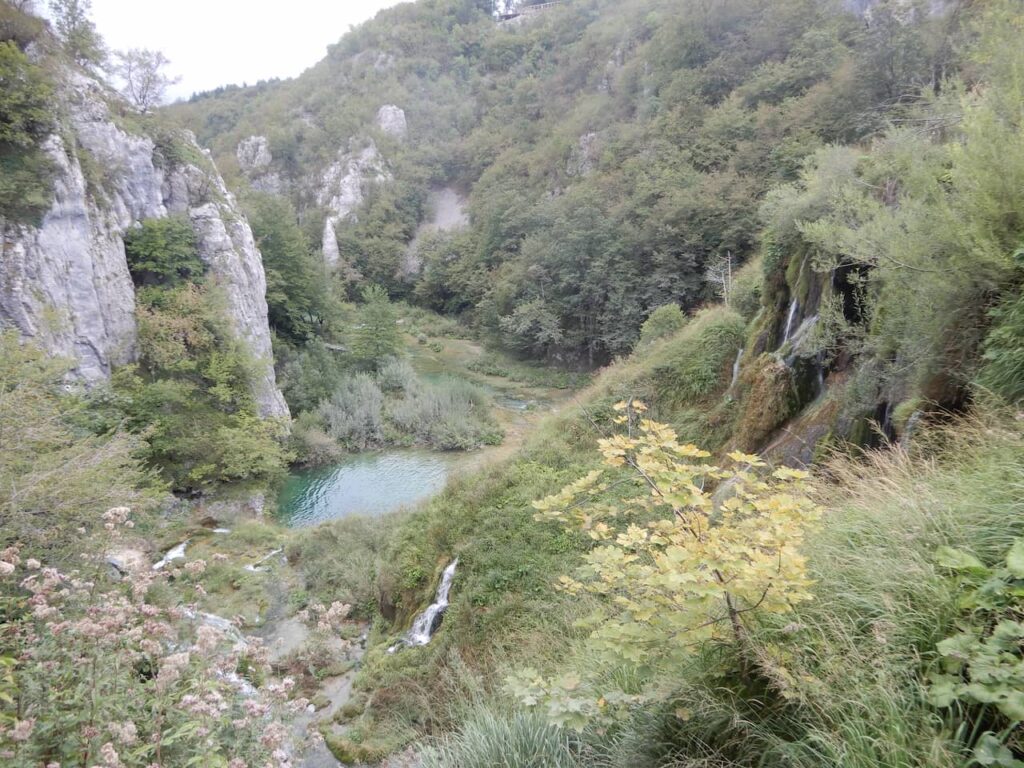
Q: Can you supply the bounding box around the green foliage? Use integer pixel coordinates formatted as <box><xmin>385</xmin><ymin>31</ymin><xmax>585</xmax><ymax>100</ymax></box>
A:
<box><xmin>978</xmin><ymin>273</ymin><xmax>1024</xmax><ymax>402</ymax></box>
<box><xmin>246</xmin><ymin>192</ymin><xmax>331</xmax><ymax>342</ymax></box>
<box><xmin>48</xmin><ymin>0</ymin><xmax>104</xmax><ymax>66</ymax></box>
<box><xmin>351</xmin><ymin>285</ymin><xmax>401</xmax><ymax>369</ymax></box>
<box><xmin>636</xmin><ymin>304</ymin><xmax>686</xmax><ymax>348</ymax></box>
<box><xmin>0</xmin><ymin>4</ymin><xmax>46</xmax><ymax>50</ymax></box>
<box><xmin>172</xmin><ymin>0</ymin><xmax>974</xmax><ymax>363</ymax></box>
<box><xmin>385</xmin><ymin>375</ymin><xmax>502</xmax><ymax>450</ymax></box>
<box><xmin>0</xmin><ymin>41</ymin><xmax>52</xmax><ymax>147</ymax></box>
<box><xmin>278</xmin><ymin>338</ymin><xmax>348</xmax><ymax>415</ymax></box>
<box><xmin>0</xmin><ymin>39</ymin><xmax>54</xmax><ymax>223</ymax></box>
<box><xmin>929</xmin><ymin>538</ymin><xmax>1024</xmax><ymax>747</ymax></box>
<box><xmin>287</xmin><ymin>515</ymin><xmax>389</xmax><ymax>618</ymax></box>
<box><xmin>114</xmin><ymin>285</ymin><xmax>290</xmax><ymax>490</ymax></box>
<box><xmin>420</xmin><ymin>709</ymin><xmax>584</xmax><ymax>768</ymax></box>
<box><xmin>0</xmin><ymin>332</ymin><xmax>159</xmax><ymax>559</ymax></box>
<box><xmin>315</xmin><ymin>372</ymin><xmax>385</xmax><ymax>450</ymax></box>
<box><xmin>647</xmin><ymin>307</ymin><xmax>745</xmax><ymax>407</ymax></box>
<box><xmin>759</xmin><ymin>1</ymin><xmax>1024</xmax><ymax>406</ymax></box>
<box><xmin>122</xmin><ymin>216</ymin><xmax>202</xmax><ymax>287</ymax></box>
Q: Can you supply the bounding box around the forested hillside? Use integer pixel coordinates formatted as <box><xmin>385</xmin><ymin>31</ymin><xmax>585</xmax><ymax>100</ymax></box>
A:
<box><xmin>171</xmin><ymin>0</ymin><xmax>1021</xmax><ymax>468</ymax></box>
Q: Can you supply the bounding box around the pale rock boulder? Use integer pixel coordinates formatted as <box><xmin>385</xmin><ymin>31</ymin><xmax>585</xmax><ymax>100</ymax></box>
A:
<box><xmin>237</xmin><ymin>135</ymin><xmax>273</xmax><ymax>171</ymax></box>
<box><xmin>567</xmin><ymin>132</ymin><xmax>600</xmax><ymax>177</ymax></box>
<box><xmin>376</xmin><ymin>105</ymin><xmax>407</xmax><ymax>139</ymax></box>
<box><xmin>317</xmin><ymin>140</ymin><xmax>391</xmax><ymax>269</ymax></box>
<box><xmin>236</xmin><ymin>135</ymin><xmax>283</xmax><ymax>195</ymax></box>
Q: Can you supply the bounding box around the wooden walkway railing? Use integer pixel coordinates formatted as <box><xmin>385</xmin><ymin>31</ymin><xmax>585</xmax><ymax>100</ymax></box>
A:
<box><xmin>498</xmin><ymin>1</ymin><xmax>568</xmax><ymax>21</ymax></box>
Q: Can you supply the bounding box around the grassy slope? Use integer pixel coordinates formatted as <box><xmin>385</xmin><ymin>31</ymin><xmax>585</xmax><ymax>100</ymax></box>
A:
<box><xmin>322</xmin><ymin>302</ymin><xmax>1024</xmax><ymax>766</ymax></box>
<box><xmin>310</xmin><ymin>308</ymin><xmax>747</xmax><ymax>752</ymax></box>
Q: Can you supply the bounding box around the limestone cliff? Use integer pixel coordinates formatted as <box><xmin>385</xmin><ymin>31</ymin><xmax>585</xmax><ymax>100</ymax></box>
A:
<box><xmin>0</xmin><ymin>71</ymin><xmax>289</xmax><ymax>419</ymax></box>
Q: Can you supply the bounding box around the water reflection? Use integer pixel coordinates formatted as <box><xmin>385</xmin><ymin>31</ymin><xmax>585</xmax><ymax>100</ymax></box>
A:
<box><xmin>277</xmin><ymin>451</ymin><xmax>455</xmax><ymax>527</ymax></box>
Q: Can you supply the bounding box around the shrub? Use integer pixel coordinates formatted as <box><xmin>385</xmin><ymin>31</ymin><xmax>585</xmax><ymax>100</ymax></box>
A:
<box><xmin>385</xmin><ymin>376</ymin><xmax>498</xmax><ymax>450</ymax></box>
<box><xmin>978</xmin><ymin>280</ymin><xmax>1024</xmax><ymax>402</ymax></box>
<box><xmin>0</xmin><ymin>40</ymin><xmax>55</xmax><ymax>224</ymax></box>
<box><xmin>317</xmin><ymin>374</ymin><xmax>384</xmax><ymax>450</ymax></box>
<box><xmin>115</xmin><ymin>284</ymin><xmax>291</xmax><ymax>489</ymax></box>
<box><xmin>0</xmin><ymin>332</ymin><xmax>159</xmax><ymax>558</ymax></box>
<box><xmin>637</xmin><ymin>303</ymin><xmax>686</xmax><ymax>348</ymax></box>
<box><xmin>377</xmin><ymin>357</ymin><xmax>417</xmax><ymax>393</ymax></box>
<box><xmin>123</xmin><ymin>217</ymin><xmax>202</xmax><ymax>287</ymax></box>
<box><xmin>648</xmin><ymin>308</ymin><xmax>745</xmax><ymax>407</ymax></box>
<box><xmin>278</xmin><ymin>339</ymin><xmax>347</xmax><ymax>415</ymax></box>
<box><xmin>420</xmin><ymin>709</ymin><xmax>584</xmax><ymax>768</ymax></box>
<box><xmin>0</xmin><ymin>521</ymin><xmax>290</xmax><ymax>766</ymax></box>
<box><xmin>287</xmin><ymin>515</ymin><xmax>390</xmax><ymax>618</ymax></box>
<box><xmin>351</xmin><ymin>285</ymin><xmax>401</xmax><ymax>369</ymax></box>
<box><xmin>291</xmin><ymin>412</ymin><xmax>344</xmax><ymax>467</ymax></box>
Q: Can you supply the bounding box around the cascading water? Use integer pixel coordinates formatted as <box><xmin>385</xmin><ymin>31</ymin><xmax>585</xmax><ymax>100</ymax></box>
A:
<box><xmin>389</xmin><ymin>559</ymin><xmax>458</xmax><ymax>652</ymax></box>
<box><xmin>153</xmin><ymin>540</ymin><xmax>189</xmax><ymax>570</ymax></box>
<box><xmin>730</xmin><ymin>347</ymin><xmax>744</xmax><ymax>390</ymax></box>
<box><xmin>782</xmin><ymin>299</ymin><xmax>799</xmax><ymax>344</ymax></box>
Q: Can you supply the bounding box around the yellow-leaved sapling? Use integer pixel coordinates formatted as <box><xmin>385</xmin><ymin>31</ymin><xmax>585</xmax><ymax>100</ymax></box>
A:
<box><xmin>506</xmin><ymin>401</ymin><xmax>822</xmax><ymax>729</ymax></box>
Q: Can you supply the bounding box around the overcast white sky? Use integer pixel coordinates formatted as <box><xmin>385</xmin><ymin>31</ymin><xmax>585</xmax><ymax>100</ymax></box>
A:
<box><xmin>82</xmin><ymin>0</ymin><xmax>406</xmax><ymax>100</ymax></box>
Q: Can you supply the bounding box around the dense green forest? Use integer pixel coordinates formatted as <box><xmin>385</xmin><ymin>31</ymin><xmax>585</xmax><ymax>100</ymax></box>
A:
<box><xmin>4</xmin><ymin>0</ymin><xmax>1024</xmax><ymax>766</ymax></box>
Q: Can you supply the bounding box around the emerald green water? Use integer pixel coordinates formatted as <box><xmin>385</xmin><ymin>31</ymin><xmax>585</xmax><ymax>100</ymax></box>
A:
<box><xmin>276</xmin><ymin>450</ymin><xmax>458</xmax><ymax>527</ymax></box>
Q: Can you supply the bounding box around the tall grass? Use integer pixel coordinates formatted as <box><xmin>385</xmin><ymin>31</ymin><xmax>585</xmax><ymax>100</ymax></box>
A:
<box><xmin>600</xmin><ymin>412</ymin><xmax>1024</xmax><ymax>767</ymax></box>
<box><xmin>420</xmin><ymin>710</ymin><xmax>584</xmax><ymax>768</ymax></box>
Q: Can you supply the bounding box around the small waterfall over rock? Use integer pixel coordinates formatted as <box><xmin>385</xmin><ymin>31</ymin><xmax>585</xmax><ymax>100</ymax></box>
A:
<box><xmin>730</xmin><ymin>347</ymin><xmax>744</xmax><ymax>390</ymax></box>
<box><xmin>782</xmin><ymin>299</ymin><xmax>799</xmax><ymax>344</ymax></box>
<box><xmin>389</xmin><ymin>559</ymin><xmax>458</xmax><ymax>652</ymax></box>
<box><xmin>153</xmin><ymin>540</ymin><xmax>189</xmax><ymax>570</ymax></box>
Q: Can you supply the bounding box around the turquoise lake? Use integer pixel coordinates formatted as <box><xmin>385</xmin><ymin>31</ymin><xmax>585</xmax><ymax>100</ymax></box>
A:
<box><xmin>276</xmin><ymin>450</ymin><xmax>458</xmax><ymax>527</ymax></box>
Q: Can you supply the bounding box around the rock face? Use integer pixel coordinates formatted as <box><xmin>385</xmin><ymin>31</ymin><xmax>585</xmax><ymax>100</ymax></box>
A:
<box><xmin>567</xmin><ymin>132</ymin><xmax>600</xmax><ymax>177</ymax></box>
<box><xmin>402</xmin><ymin>187</ymin><xmax>469</xmax><ymax>277</ymax></box>
<box><xmin>237</xmin><ymin>135</ymin><xmax>272</xmax><ymax>171</ymax></box>
<box><xmin>0</xmin><ymin>72</ymin><xmax>289</xmax><ymax>419</ymax></box>
<box><xmin>236</xmin><ymin>135</ymin><xmax>283</xmax><ymax>195</ymax></box>
<box><xmin>317</xmin><ymin>140</ymin><xmax>390</xmax><ymax>268</ymax></box>
<box><xmin>376</xmin><ymin>104</ymin><xmax>407</xmax><ymax>139</ymax></box>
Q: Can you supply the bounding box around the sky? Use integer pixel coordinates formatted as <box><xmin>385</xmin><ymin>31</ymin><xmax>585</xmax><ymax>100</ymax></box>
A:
<box><xmin>80</xmin><ymin>0</ymin><xmax>406</xmax><ymax>100</ymax></box>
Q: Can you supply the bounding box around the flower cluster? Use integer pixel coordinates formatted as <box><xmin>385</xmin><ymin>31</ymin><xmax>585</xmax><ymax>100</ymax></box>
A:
<box><xmin>0</xmin><ymin>511</ymin><xmax>295</xmax><ymax>768</ymax></box>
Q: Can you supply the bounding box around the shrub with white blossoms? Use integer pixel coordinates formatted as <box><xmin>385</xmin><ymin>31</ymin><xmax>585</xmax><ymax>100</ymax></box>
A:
<box><xmin>0</xmin><ymin>508</ymin><xmax>301</xmax><ymax>767</ymax></box>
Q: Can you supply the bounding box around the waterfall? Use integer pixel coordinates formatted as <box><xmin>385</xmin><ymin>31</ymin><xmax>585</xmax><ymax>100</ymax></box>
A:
<box><xmin>782</xmin><ymin>299</ymin><xmax>799</xmax><ymax>344</ymax></box>
<box><xmin>730</xmin><ymin>348</ymin><xmax>744</xmax><ymax>390</ymax></box>
<box><xmin>900</xmin><ymin>410</ymin><xmax>923</xmax><ymax>449</ymax></box>
<box><xmin>244</xmin><ymin>548</ymin><xmax>283</xmax><ymax>572</ymax></box>
<box><xmin>153</xmin><ymin>540</ymin><xmax>189</xmax><ymax>570</ymax></box>
<box><xmin>389</xmin><ymin>559</ymin><xmax>459</xmax><ymax>652</ymax></box>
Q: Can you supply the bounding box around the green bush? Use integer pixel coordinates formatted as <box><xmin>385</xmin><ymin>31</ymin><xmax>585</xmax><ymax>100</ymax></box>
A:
<box><xmin>978</xmin><ymin>278</ymin><xmax>1024</xmax><ymax>402</ymax></box>
<box><xmin>123</xmin><ymin>217</ymin><xmax>202</xmax><ymax>287</ymax></box>
<box><xmin>316</xmin><ymin>373</ymin><xmax>385</xmax><ymax>450</ymax></box>
<box><xmin>0</xmin><ymin>40</ymin><xmax>55</xmax><ymax>224</ymax></box>
<box><xmin>637</xmin><ymin>303</ymin><xmax>687</xmax><ymax>348</ymax></box>
<box><xmin>114</xmin><ymin>284</ymin><xmax>291</xmax><ymax>490</ymax></box>
<box><xmin>420</xmin><ymin>710</ymin><xmax>584</xmax><ymax>768</ymax></box>
<box><xmin>287</xmin><ymin>515</ymin><xmax>390</xmax><ymax>618</ymax></box>
<box><xmin>0</xmin><ymin>332</ymin><xmax>159</xmax><ymax>558</ymax></box>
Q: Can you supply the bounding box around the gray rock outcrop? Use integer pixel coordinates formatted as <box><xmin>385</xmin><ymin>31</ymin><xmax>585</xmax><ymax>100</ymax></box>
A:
<box><xmin>236</xmin><ymin>135</ymin><xmax>283</xmax><ymax>195</ymax></box>
<box><xmin>376</xmin><ymin>105</ymin><xmax>407</xmax><ymax>139</ymax></box>
<box><xmin>317</xmin><ymin>140</ymin><xmax>390</xmax><ymax>269</ymax></box>
<box><xmin>0</xmin><ymin>71</ymin><xmax>288</xmax><ymax>419</ymax></box>
<box><xmin>237</xmin><ymin>135</ymin><xmax>273</xmax><ymax>171</ymax></box>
